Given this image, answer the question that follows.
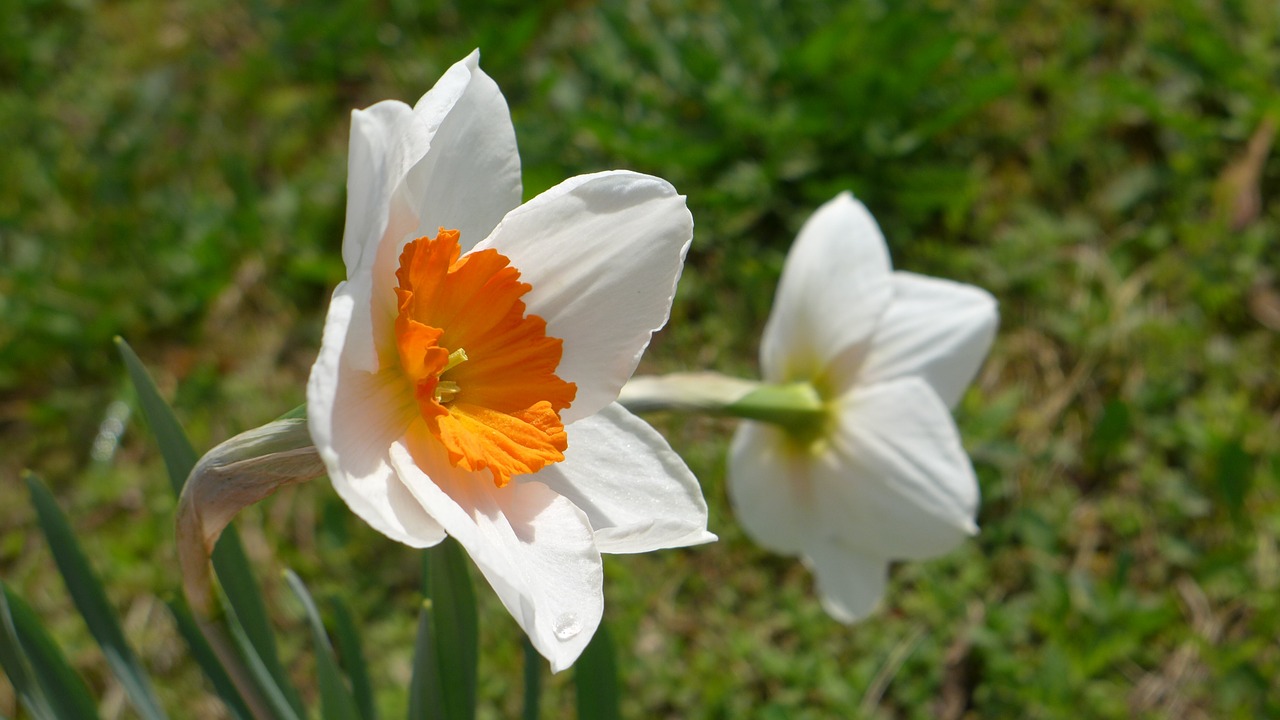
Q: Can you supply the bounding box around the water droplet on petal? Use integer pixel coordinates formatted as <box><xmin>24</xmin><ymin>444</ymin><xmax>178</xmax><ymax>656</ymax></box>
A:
<box><xmin>553</xmin><ymin>613</ymin><xmax>581</xmax><ymax>640</ymax></box>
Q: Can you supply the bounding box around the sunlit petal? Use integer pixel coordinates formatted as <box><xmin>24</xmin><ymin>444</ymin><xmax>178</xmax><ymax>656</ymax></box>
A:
<box><xmin>474</xmin><ymin>171</ymin><xmax>693</xmax><ymax>423</ymax></box>
<box><xmin>820</xmin><ymin>377</ymin><xmax>979</xmax><ymax>560</ymax></box>
<box><xmin>760</xmin><ymin>192</ymin><xmax>893</xmax><ymax>385</ymax></box>
<box><xmin>392</xmin><ymin>425</ymin><xmax>601</xmax><ymax>672</ymax></box>
<box><xmin>307</xmin><ymin>282</ymin><xmax>447</xmax><ymax>547</ymax></box>
<box><xmin>402</xmin><ymin>49</ymin><xmax>522</xmax><ymax>252</ymax></box>
<box><xmin>362</xmin><ymin>51</ymin><xmax>525</xmax><ymax>370</ymax></box>
<box><xmin>726</xmin><ymin>421</ymin><xmax>820</xmax><ymax>556</ymax></box>
<box><xmin>532</xmin><ymin>404</ymin><xmax>716</xmax><ymax>553</ymax></box>
<box><xmin>849</xmin><ymin>272</ymin><xmax>998</xmax><ymax>406</ymax></box>
<box><xmin>804</xmin><ymin>540</ymin><xmax>889</xmax><ymax>624</ymax></box>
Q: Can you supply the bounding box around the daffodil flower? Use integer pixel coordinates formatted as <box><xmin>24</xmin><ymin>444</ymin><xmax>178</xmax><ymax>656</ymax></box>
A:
<box><xmin>306</xmin><ymin>51</ymin><xmax>714</xmax><ymax>670</ymax></box>
<box><xmin>727</xmin><ymin>192</ymin><xmax>997</xmax><ymax>622</ymax></box>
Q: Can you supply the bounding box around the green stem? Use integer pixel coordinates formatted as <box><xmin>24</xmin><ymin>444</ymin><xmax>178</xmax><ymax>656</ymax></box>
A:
<box><xmin>723</xmin><ymin>381</ymin><xmax>827</xmax><ymax>437</ymax></box>
<box><xmin>522</xmin><ymin>637</ymin><xmax>541</xmax><ymax>720</ymax></box>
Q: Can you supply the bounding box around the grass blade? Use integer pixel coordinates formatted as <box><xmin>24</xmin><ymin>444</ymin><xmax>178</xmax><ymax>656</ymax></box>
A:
<box><xmin>573</xmin><ymin>623</ymin><xmax>620</xmax><ymax>720</ymax></box>
<box><xmin>210</xmin><ymin>534</ymin><xmax>305</xmax><ymax>716</ymax></box>
<box><xmin>0</xmin><ymin>583</ymin><xmax>57</xmax><ymax>720</ymax></box>
<box><xmin>220</xmin><ymin>595</ymin><xmax>305</xmax><ymax>720</ymax></box>
<box><xmin>326</xmin><ymin>596</ymin><xmax>377</xmax><ymax>720</ymax></box>
<box><xmin>116</xmin><ymin>336</ymin><xmax>304</xmax><ymax>715</ymax></box>
<box><xmin>1</xmin><ymin>583</ymin><xmax>100</xmax><ymax>719</ymax></box>
<box><xmin>406</xmin><ymin>600</ymin><xmax>443</xmax><ymax>720</ymax></box>
<box><xmin>522</xmin><ymin>637</ymin><xmax>541</xmax><ymax>720</ymax></box>
<box><xmin>24</xmin><ymin>472</ymin><xmax>168</xmax><ymax>720</ymax></box>
<box><xmin>422</xmin><ymin>538</ymin><xmax>477</xmax><ymax>720</ymax></box>
<box><xmin>283</xmin><ymin>571</ymin><xmax>361</xmax><ymax>720</ymax></box>
<box><xmin>165</xmin><ymin>597</ymin><xmax>253</xmax><ymax>720</ymax></box>
<box><xmin>114</xmin><ymin>336</ymin><xmax>197</xmax><ymax>496</ymax></box>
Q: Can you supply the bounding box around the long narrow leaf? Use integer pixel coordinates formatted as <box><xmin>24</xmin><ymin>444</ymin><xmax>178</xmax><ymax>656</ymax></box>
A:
<box><xmin>0</xmin><ymin>583</ymin><xmax>57</xmax><ymax>720</ymax></box>
<box><xmin>1</xmin><ymin>584</ymin><xmax>100</xmax><ymax>719</ymax></box>
<box><xmin>406</xmin><ymin>601</ymin><xmax>443</xmax><ymax>720</ymax></box>
<box><xmin>210</xmin><ymin>534</ymin><xmax>305</xmax><ymax>716</ymax></box>
<box><xmin>114</xmin><ymin>337</ymin><xmax>197</xmax><ymax>496</ymax></box>
<box><xmin>521</xmin><ymin>637</ymin><xmax>541</xmax><ymax>720</ymax></box>
<box><xmin>165</xmin><ymin>597</ymin><xmax>253</xmax><ymax>720</ymax></box>
<box><xmin>220</xmin><ymin>596</ymin><xmax>304</xmax><ymax>720</ymax></box>
<box><xmin>573</xmin><ymin>623</ymin><xmax>620</xmax><ymax>720</ymax></box>
<box><xmin>24</xmin><ymin>472</ymin><xmax>168</xmax><ymax>720</ymax></box>
<box><xmin>116</xmin><ymin>336</ymin><xmax>304</xmax><ymax>714</ymax></box>
<box><xmin>423</xmin><ymin>538</ymin><xmax>477</xmax><ymax>720</ymax></box>
<box><xmin>283</xmin><ymin>571</ymin><xmax>361</xmax><ymax>720</ymax></box>
<box><xmin>326</xmin><ymin>596</ymin><xmax>377</xmax><ymax>720</ymax></box>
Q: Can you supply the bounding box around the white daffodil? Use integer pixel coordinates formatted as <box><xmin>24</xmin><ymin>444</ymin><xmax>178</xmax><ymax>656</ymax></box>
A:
<box><xmin>306</xmin><ymin>51</ymin><xmax>714</xmax><ymax>671</ymax></box>
<box><xmin>727</xmin><ymin>192</ymin><xmax>997</xmax><ymax>623</ymax></box>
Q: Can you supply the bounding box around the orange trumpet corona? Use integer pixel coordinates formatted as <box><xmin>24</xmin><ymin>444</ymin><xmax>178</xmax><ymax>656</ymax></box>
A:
<box><xmin>394</xmin><ymin>228</ymin><xmax>577</xmax><ymax>486</ymax></box>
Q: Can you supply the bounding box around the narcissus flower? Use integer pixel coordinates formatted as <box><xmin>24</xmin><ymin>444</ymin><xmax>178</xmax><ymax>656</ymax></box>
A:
<box><xmin>307</xmin><ymin>51</ymin><xmax>713</xmax><ymax>670</ymax></box>
<box><xmin>728</xmin><ymin>192</ymin><xmax>996</xmax><ymax>622</ymax></box>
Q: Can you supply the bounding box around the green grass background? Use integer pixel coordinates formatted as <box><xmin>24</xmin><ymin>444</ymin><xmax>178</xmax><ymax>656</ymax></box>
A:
<box><xmin>3</xmin><ymin>0</ymin><xmax>1279</xmax><ymax>717</ymax></box>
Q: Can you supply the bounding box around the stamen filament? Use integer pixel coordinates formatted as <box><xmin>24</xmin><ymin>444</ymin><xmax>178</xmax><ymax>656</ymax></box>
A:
<box><xmin>435</xmin><ymin>381</ymin><xmax>461</xmax><ymax>403</ymax></box>
<box><xmin>444</xmin><ymin>348</ymin><xmax>469</xmax><ymax>373</ymax></box>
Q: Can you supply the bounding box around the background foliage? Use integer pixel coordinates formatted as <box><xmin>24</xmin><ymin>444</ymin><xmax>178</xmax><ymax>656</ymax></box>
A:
<box><xmin>3</xmin><ymin>0</ymin><xmax>1279</xmax><ymax>717</ymax></box>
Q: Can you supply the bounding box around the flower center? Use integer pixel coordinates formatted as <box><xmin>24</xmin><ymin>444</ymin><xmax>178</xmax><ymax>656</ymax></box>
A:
<box><xmin>393</xmin><ymin>228</ymin><xmax>577</xmax><ymax>487</ymax></box>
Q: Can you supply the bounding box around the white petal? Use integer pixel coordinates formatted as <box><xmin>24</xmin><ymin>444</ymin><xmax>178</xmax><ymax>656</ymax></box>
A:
<box><xmin>340</xmin><ymin>100</ymin><xmax>430</xmax><ymax>275</ymax></box>
<box><xmin>803</xmin><ymin>541</ymin><xmax>888</xmax><ymax>624</ymax></box>
<box><xmin>850</xmin><ymin>272</ymin><xmax>998</xmax><ymax>407</ymax></box>
<box><xmin>530</xmin><ymin>404</ymin><xmax>716</xmax><ymax>553</ymax></box>
<box><xmin>391</xmin><ymin>425</ymin><xmax>602</xmax><ymax>672</ymax></box>
<box><xmin>760</xmin><ymin>192</ymin><xmax>893</xmax><ymax>384</ymax></box>
<box><xmin>339</xmin><ymin>105</ymin><xmax>433</xmax><ymax>373</ymax></box>
<box><xmin>725</xmin><ymin>420</ymin><xmax>821</xmax><ymax>556</ymax></box>
<box><xmin>359</xmin><ymin>51</ymin><xmax>525</xmax><ymax>372</ymax></box>
<box><xmin>306</xmin><ymin>282</ymin><xmax>448</xmax><ymax>547</ymax></box>
<box><xmin>820</xmin><ymin>377</ymin><xmax>979</xmax><ymax>560</ymax></box>
<box><xmin>403</xmin><ymin>49</ymin><xmax>522</xmax><ymax>251</ymax></box>
<box><xmin>474</xmin><ymin>171</ymin><xmax>693</xmax><ymax>423</ymax></box>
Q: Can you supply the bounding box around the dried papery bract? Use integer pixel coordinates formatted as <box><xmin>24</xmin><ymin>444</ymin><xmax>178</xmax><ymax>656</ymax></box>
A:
<box><xmin>175</xmin><ymin>415</ymin><xmax>326</xmax><ymax>720</ymax></box>
<box><xmin>177</xmin><ymin>416</ymin><xmax>325</xmax><ymax>617</ymax></box>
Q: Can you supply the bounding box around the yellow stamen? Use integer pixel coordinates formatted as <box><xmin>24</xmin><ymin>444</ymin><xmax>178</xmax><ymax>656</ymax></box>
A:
<box><xmin>435</xmin><ymin>381</ymin><xmax>461</xmax><ymax>403</ymax></box>
<box><xmin>443</xmin><ymin>348</ymin><xmax>469</xmax><ymax>373</ymax></box>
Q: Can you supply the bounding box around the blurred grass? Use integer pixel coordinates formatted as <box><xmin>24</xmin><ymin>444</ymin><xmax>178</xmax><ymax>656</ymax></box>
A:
<box><xmin>2</xmin><ymin>0</ymin><xmax>1279</xmax><ymax>717</ymax></box>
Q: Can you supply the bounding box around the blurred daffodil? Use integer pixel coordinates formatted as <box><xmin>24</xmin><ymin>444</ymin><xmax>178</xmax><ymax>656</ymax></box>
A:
<box><xmin>307</xmin><ymin>51</ymin><xmax>713</xmax><ymax>670</ymax></box>
<box><xmin>622</xmin><ymin>192</ymin><xmax>996</xmax><ymax>622</ymax></box>
<box><xmin>730</xmin><ymin>192</ymin><xmax>996</xmax><ymax>622</ymax></box>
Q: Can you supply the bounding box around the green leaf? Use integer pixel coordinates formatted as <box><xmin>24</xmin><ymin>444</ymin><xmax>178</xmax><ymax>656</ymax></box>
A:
<box><xmin>115</xmin><ymin>336</ymin><xmax>197</xmax><ymax>496</ymax></box>
<box><xmin>24</xmin><ymin>472</ymin><xmax>168</xmax><ymax>720</ymax></box>
<box><xmin>522</xmin><ymin>637</ymin><xmax>542</xmax><ymax>720</ymax></box>
<box><xmin>165</xmin><ymin>597</ymin><xmax>253</xmax><ymax>720</ymax></box>
<box><xmin>283</xmin><ymin>571</ymin><xmax>362</xmax><ymax>720</ymax></box>
<box><xmin>573</xmin><ymin>623</ymin><xmax>620</xmax><ymax>720</ymax></box>
<box><xmin>0</xmin><ymin>582</ymin><xmax>57</xmax><ymax>720</ymax></box>
<box><xmin>407</xmin><ymin>600</ymin><xmax>444</xmax><ymax>720</ymax></box>
<box><xmin>220</xmin><ymin>595</ymin><xmax>305</xmax><ymax>720</ymax></box>
<box><xmin>276</xmin><ymin>404</ymin><xmax>307</xmax><ymax>421</ymax></box>
<box><xmin>0</xmin><ymin>584</ymin><xmax>100</xmax><ymax>719</ymax></box>
<box><xmin>1214</xmin><ymin>439</ymin><xmax>1253</xmax><ymax>526</ymax></box>
<box><xmin>423</xmin><ymin>538</ymin><xmax>478</xmax><ymax>720</ymax></box>
<box><xmin>212</xmin><ymin>534</ymin><xmax>305</xmax><ymax>716</ymax></box>
<box><xmin>1086</xmin><ymin>399</ymin><xmax>1130</xmax><ymax>469</ymax></box>
<box><xmin>116</xmin><ymin>336</ymin><xmax>304</xmax><ymax>715</ymax></box>
<box><xmin>326</xmin><ymin>596</ymin><xmax>377</xmax><ymax>720</ymax></box>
